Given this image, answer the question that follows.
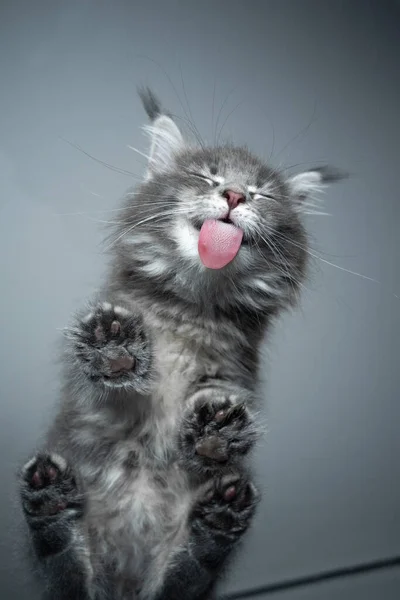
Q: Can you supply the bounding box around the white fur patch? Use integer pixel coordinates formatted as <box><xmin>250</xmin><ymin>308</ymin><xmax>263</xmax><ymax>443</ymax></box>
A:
<box><xmin>113</xmin><ymin>306</ymin><xmax>129</xmax><ymax>316</ymax></box>
<box><xmin>124</xmin><ymin>232</ymin><xmax>154</xmax><ymax>245</ymax></box>
<box><xmin>171</xmin><ymin>219</ymin><xmax>201</xmax><ymax>263</ymax></box>
<box><xmin>251</xmin><ymin>277</ymin><xmax>280</xmax><ymax>296</ymax></box>
<box><xmin>101</xmin><ymin>466</ymin><xmax>124</xmax><ymax>493</ymax></box>
<box><xmin>49</xmin><ymin>453</ymin><xmax>67</xmax><ymax>472</ymax></box>
<box><xmin>139</xmin><ymin>258</ymin><xmax>170</xmax><ymax>277</ymax></box>
<box><xmin>22</xmin><ymin>456</ymin><xmax>38</xmax><ymax>474</ymax></box>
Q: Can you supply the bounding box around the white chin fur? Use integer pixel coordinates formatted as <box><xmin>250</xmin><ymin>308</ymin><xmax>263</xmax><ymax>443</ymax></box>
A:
<box><xmin>171</xmin><ymin>219</ymin><xmax>203</xmax><ymax>265</ymax></box>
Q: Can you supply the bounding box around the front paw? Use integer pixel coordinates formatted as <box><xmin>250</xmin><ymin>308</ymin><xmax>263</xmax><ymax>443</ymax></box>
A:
<box><xmin>66</xmin><ymin>302</ymin><xmax>152</xmax><ymax>392</ymax></box>
<box><xmin>179</xmin><ymin>393</ymin><xmax>258</xmax><ymax>474</ymax></box>
<box><xmin>192</xmin><ymin>472</ymin><xmax>259</xmax><ymax>541</ymax></box>
<box><xmin>20</xmin><ymin>454</ymin><xmax>84</xmax><ymax>520</ymax></box>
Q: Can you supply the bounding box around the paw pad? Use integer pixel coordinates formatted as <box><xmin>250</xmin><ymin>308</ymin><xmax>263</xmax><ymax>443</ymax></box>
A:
<box><xmin>20</xmin><ymin>454</ymin><xmax>83</xmax><ymax>519</ymax></box>
<box><xmin>66</xmin><ymin>302</ymin><xmax>152</xmax><ymax>391</ymax></box>
<box><xmin>193</xmin><ymin>473</ymin><xmax>259</xmax><ymax>536</ymax></box>
<box><xmin>180</xmin><ymin>395</ymin><xmax>256</xmax><ymax>472</ymax></box>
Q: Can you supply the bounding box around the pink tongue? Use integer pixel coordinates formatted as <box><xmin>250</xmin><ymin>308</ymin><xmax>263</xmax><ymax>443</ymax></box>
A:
<box><xmin>198</xmin><ymin>219</ymin><xmax>244</xmax><ymax>269</ymax></box>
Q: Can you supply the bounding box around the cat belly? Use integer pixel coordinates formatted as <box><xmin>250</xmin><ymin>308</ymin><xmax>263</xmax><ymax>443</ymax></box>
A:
<box><xmin>86</xmin><ymin>463</ymin><xmax>192</xmax><ymax>593</ymax></box>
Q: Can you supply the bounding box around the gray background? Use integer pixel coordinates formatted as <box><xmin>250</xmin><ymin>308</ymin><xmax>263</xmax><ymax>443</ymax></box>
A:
<box><xmin>0</xmin><ymin>1</ymin><xmax>399</xmax><ymax>598</ymax></box>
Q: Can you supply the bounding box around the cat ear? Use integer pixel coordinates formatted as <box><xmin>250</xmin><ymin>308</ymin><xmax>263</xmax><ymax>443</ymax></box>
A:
<box><xmin>288</xmin><ymin>166</ymin><xmax>348</xmax><ymax>205</ymax></box>
<box><xmin>143</xmin><ymin>115</ymin><xmax>184</xmax><ymax>180</ymax></box>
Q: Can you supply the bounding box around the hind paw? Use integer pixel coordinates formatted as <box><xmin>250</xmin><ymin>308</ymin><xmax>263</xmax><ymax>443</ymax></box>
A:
<box><xmin>180</xmin><ymin>393</ymin><xmax>257</xmax><ymax>473</ymax></box>
<box><xmin>20</xmin><ymin>454</ymin><xmax>83</xmax><ymax>518</ymax></box>
<box><xmin>192</xmin><ymin>472</ymin><xmax>259</xmax><ymax>539</ymax></box>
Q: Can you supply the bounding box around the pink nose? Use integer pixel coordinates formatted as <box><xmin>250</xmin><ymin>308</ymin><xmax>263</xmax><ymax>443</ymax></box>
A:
<box><xmin>223</xmin><ymin>190</ymin><xmax>245</xmax><ymax>209</ymax></box>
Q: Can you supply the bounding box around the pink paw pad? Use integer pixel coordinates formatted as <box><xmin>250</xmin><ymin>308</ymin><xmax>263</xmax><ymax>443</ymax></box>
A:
<box><xmin>215</xmin><ymin>409</ymin><xmax>227</xmax><ymax>423</ymax></box>
<box><xmin>223</xmin><ymin>485</ymin><xmax>237</xmax><ymax>502</ymax></box>
<box><xmin>31</xmin><ymin>471</ymin><xmax>42</xmax><ymax>488</ymax></box>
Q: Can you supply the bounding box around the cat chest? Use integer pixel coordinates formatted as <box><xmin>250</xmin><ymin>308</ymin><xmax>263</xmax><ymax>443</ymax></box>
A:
<box><xmin>150</xmin><ymin>325</ymin><xmax>232</xmax><ymax>396</ymax></box>
<box><xmin>152</xmin><ymin>335</ymin><xmax>203</xmax><ymax>404</ymax></box>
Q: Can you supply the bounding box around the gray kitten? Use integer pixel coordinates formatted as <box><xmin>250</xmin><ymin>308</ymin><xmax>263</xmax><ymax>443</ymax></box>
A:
<box><xmin>19</xmin><ymin>89</ymin><xmax>345</xmax><ymax>600</ymax></box>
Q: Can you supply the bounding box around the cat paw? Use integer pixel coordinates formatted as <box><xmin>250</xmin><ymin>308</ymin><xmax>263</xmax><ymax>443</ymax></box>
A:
<box><xmin>192</xmin><ymin>472</ymin><xmax>259</xmax><ymax>539</ymax></box>
<box><xmin>20</xmin><ymin>454</ymin><xmax>84</xmax><ymax>519</ymax></box>
<box><xmin>179</xmin><ymin>393</ymin><xmax>258</xmax><ymax>473</ymax></box>
<box><xmin>66</xmin><ymin>302</ymin><xmax>152</xmax><ymax>392</ymax></box>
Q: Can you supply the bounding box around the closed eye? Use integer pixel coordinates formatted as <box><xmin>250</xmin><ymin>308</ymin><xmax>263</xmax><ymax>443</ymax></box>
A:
<box><xmin>188</xmin><ymin>171</ymin><xmax>219</xmax><ymax>187</ymax></box>
<box><xmin>252</xmin><ymin>192</ymin><xmax>277</xmax><ymax>201</ymax></box>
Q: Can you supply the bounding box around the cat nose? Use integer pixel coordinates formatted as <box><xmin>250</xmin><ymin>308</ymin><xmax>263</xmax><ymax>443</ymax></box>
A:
<box><xmin>223</xmin><ymin>190</ymin><xmax>245</xmax><ymax>209</ymax></box>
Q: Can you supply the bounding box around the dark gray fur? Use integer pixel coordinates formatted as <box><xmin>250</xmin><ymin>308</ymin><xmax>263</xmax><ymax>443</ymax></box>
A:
<box><xmin>138</xmin><ymin>86</ymin><xmax>163</xmax><ymax>120</ymax></box>
<box><xmin>19</xmin><ymin>89</ymin><xmax>346</xmax><ymax>599</ymax></box>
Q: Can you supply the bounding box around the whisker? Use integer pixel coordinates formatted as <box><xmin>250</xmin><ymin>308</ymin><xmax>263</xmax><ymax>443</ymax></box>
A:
<box><xmin>103</xmin><ymin>208</ymin><xmax>189</xmax><ymax>251</ymax></box>
<box><xmin>53</xmin><ymin>201</ymin><xmax>185</xmax><ymax>217</ymax></box>
<box><xmin>300</xmin><ymin>200</ymin><xmax>325</xmax><ymax>209</ymax></box>
<box><xmin>272</xmin><ymin>98</ymin><xmax>319</xmax><ymax>162</ymax></box>
<box><xmin>257</xmin><ymin>229</ymin><xmax>309</xmax><ymax>297</ymax></box>
<box><xmin>179</xmin><ymin>64</ymin><xmax>205</xmax><ymax>149</ymax></box>
<box><xmin>169</xmin><ymin>113</ymin><xmax>205</xmax><ymax>148</ymax></box>
<box><xmin>59</xmin><ymin>137</ymin><xmax>143</xmax><ymax>179</ymax></box>
<box><xmin>137</xmin><ymin>56</ymin><xmax>205</xmax><ymax>148</ymax></box>
<box><xmin>211</xmin><ymin>78</ymin><xmax>217</xmax><ymax>140</ymax></box>
<box><xmin>284</xmin><ymin>159</ymin><xmax>331</xmax><ymax>172</ymax></box>
<box><xmin>54</xmin><ymin>208</ymin><xmax>130</xmax><ymax>216</ymax></box>
<box><xmin>85</xmin><ymin>218</ymin><xmax>133</xmax><ymax>225</ymax></box>
<box><xmin>303</xmin><ymin>211</ymin><xmax>332</xmax><ymax>217</ymax></box>
<box><xmin>216</xmin><ymin>98</ymin><xmax>245</xmax><ymax>146</ymax></box>
<box><xmin>306</xmin><ymin>252</ymin><xmax>383</xmax><ymax>283</ymax></box>
<box><xmin>78</xmin><ymin>184</ymin><xmax>104</xmax><ymax>198</ymax></box>
<box><xmin>103</xmin><ymin>216</ymin><xmax>167</xmax><ymax>251</ymax></box>
<box><xmin>214</xmin><ymin>87</ymin><xmax>237</xmax><ymax>147</ymax></box>
<box><xmin>127</xmin><ymin>145</ymin><xmax>151</xmax><ymax>161</ymax></box>
<box><xmin>266</xmin><ymin>225</ymin><xmax>398</xmax><ymax>297</ymax></box>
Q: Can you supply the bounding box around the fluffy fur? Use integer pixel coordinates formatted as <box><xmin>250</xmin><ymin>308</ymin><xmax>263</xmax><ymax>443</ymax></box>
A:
<box><xmin>19</xmin><ymin>87</ymin><xmax>346</xmax><ymax>599</ymax></box>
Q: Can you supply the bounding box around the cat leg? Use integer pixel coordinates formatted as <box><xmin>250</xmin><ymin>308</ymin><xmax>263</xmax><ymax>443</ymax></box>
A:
<box><xmin>20</xmin><ymin>453</ymin><xmax>94</xmax><ymax>600</ymax></box>
<box><xmin>179</xmin><ymin>383</ymin><xmax>259</xmax><ymax>475</ymax></box>
<box><xmin>151</xmin><ymin>471</ymin><xmax>259</xmax><ymax>600</ymax></box>
<box><xmin>64</xmin><ymin>300</ymin><xmax>153</xmax><ymax>394</ymax></box>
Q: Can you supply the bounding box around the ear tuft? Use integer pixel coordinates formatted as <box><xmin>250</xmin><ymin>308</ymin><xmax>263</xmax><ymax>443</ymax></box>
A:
<box><xmin>138</xmin><ymin>86</ymin><xmax>163</xmax><ymax>121</ymax></box>
<box><xmin>138</xmin><ymin>87</ymin><xmax>184</xmax><ymax>179</ymax></box>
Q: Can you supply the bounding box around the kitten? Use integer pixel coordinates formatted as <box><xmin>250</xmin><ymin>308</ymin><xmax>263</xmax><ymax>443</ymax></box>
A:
<box><xmin>19</xmin><ymin>88</ymin><xmax>345</xmax><ymax>600</ymax></box>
